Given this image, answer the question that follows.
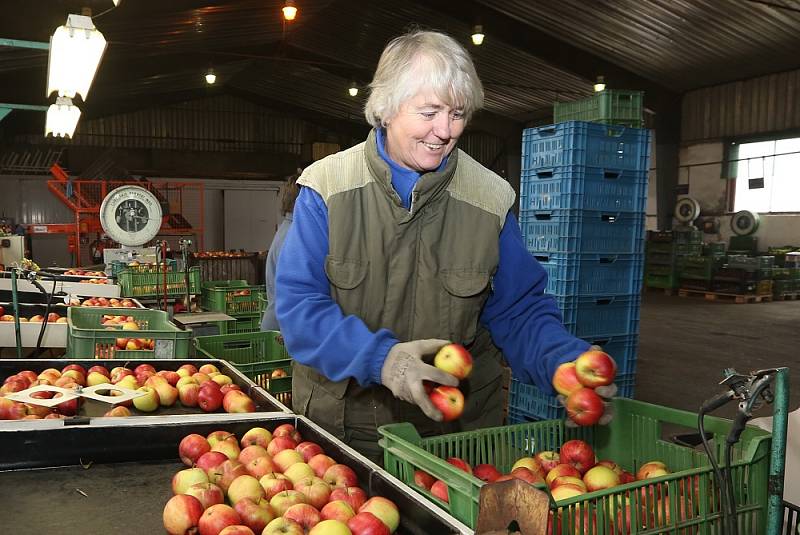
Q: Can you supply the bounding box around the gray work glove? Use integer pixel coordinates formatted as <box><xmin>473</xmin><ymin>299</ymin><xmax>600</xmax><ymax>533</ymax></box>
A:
<box><xmin>558</xmin><ymin>345</ymin><xmax>618</xmax><ymax>427</ymax></box>
<box><xmin>381</xmin><ymin>339</ymin><xmax>459</xmax><ymax>421</ymax></box>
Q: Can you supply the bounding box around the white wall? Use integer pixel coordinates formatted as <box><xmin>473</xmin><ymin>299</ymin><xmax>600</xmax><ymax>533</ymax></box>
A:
<box><xmin>678</xmin><ymin>141</ymin><xmax>800</xmax><ymax>249</ymax></box>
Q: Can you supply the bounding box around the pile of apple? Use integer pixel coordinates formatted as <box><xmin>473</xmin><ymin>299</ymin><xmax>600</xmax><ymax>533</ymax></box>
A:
<box><xmin>70</xmin><ymin>296</ymin><xmax>138</xmax><ymax>308</ymax></box>
<box><xmin>164</xmin><ymin>425</ymin><xmax>401</xmax><ymax>535</ymax></box>
<box><xmin>0</xmin><ymin>363</ymin><xmax>257</xmax><ymax>420</ymax></box>
<box><xmin>425</xmin><ymin>343</ymin><xmax>474</xmax><ymax>422</ymax></box>
<box><xmin>553</xmin><ymin>349</ymin><xmax>617</xmax><ymax>426</ymax></box>
<box><xmin>98</xmin><ymin>314</ymin><xmax>155</xmax><ymax>351</ymax></box>
<box><xmin>64</xmin><ymin>269</ymin><xmax>107</xmax><ymax>277</ymax></box>
<box><xmin>194</xmin><ymin>251</ymin><xmax>253</xmax><ymax>259</ymax></box>
<box><xmin>0</xmin><ymin>307</ymin><xmax>67</xmax><ymax>324</ymax></box>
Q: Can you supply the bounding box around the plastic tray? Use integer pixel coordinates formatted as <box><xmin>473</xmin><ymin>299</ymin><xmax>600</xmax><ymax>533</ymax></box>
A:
<box><xmin>67</xmin><ymin>306</ymin><xmax>190</xmax><ymax>359</ymax></box>
<box><xmin>0</xmin><ymin>358</ymin><xmax>288</xmax><ymax>425</ymax></box>
<box><xmin>0</xmin><ymin>415</ymin><xmax>470</xmax><ymax>535</ymax></box>
<box><xmin>520</xmin><ymin>165</ymin><xmax>648</xmax><ymax>213</ymax></box>
<box><xmin>194</xmin><ymin>331</ymin><xmax>291</xmax><ymax>406</ymax></box>
<box><xmin>216</xmin><ymin>313</ymin><xmax>261</xmax><ymax>335</ymax></box>
<box><xmin>553</xmin><ymin>90</ymin><xmax>645</xmax><ymax>128</ymax></box>
<box><xmin>378</xmin><ymin>397</ymin><xmax>771</xmax><ymax>532</ymax></box>
<box><xmin>522</xmin><ymin>121</ymin><xmax>650</xmax><ymax>172</ymax></box>
<box><xmin>534</xmin><ymin>252</ymin><xmax>644</xmax><ymax>297</ymax></box>
<box><xmin>521</xmin><ymin>209</ymin><xmax>646</xmax><ymax>255</ymax></box>
<box><xmin>117</xmin><ymin>266</ymin><xmax>201</xmax><ymax>298</ymax></box>
<box><xmin>555</xmin><ymin>293</ymin><xmax>641</xmax><ymax>339</ymax></box>
<box><xmin>201</xmin><ymin>279</ymin><xmax>265</xmax><ymax>315</ymax></box>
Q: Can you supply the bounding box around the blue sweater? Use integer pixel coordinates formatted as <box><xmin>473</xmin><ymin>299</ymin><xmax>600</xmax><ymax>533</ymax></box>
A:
<box><xmin>261</xmin><ymin>212</ymin><xmax>293</xmax><ymax>331</ymax></box>
<box><xmin>275</xmin><ymin>130</ymin><xmax>589</xmax><ymax>393</ymax></box>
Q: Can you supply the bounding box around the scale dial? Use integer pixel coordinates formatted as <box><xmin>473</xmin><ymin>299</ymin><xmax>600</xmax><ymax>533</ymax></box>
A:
<box><xmin>99</xmin><ymin>186</ymin><xmax>162</xmax><ymax>246</ymax></box>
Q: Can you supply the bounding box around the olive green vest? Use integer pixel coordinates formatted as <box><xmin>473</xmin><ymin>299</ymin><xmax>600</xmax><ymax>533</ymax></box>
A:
<box><xmin>292</xmin><ymin>130</ymin><xmax>515</xmax><ymax>460</ymax></box>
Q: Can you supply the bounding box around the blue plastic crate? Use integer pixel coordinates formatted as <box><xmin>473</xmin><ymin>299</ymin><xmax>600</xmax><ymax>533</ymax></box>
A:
<box><xmin>521</xmin><ymin>121</ymin><xmax>651</xmax><ymax>172</ymax></box>
<box><xmin>534</xmin><ymin>252</ymin><xmax>644</xmax><ymax>297</ymax></box>
<box><xmin>555</xmin><ymin>293</ymin><xmax>641</xmax><ymax>339</ymax></box>
<box><xmin>508</xmin><ymin>373</ymin><xmax>636</xmax><ymax>422</ymax></box>
<box><xmin>520</xmin><ymin>165</ymin><xmax>648</xmax><ymax>213</ymax></box>
<box><xmin>520</xmin><ymin>209</ymin><xmax>646</xmax><ymax>254</ymax></box>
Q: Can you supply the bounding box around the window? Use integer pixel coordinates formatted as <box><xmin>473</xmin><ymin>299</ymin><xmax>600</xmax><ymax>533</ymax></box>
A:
<box><xmin>733</xmin><ymin>136</ymin><xmax>800</xmax><ymax>213</ymax></box>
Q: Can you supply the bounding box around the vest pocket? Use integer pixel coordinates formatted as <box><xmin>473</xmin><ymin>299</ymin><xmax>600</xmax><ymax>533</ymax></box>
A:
<box><xmin>440</xmin><ymin>269</ymin><xmax>491</xmax><ymax>344</ymax></box>
<box><xmin>325</xmin><ymin>256</ymin><xmax>369</xmax><ymax>313</ymax></box>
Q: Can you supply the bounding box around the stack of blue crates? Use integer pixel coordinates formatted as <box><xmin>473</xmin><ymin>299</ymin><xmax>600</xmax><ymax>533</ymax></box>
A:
<box><xmin>509</xmin><ymin>121</ymin><xmax>650</xmax><ymax>423</ymax></box>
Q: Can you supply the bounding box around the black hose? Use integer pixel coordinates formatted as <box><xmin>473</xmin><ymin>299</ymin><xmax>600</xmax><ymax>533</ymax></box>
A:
<box><xmin>724</xmin><ymin>440</ymin><xmax>738</xmax><ymax>535</ymax></box>
<box><xmin>29</xmin><ymin>279</ymin><xmax>57</xmax><ymax>358</ymax></box>
<box><xmin>699</xmin><ymin>409</ymin><xmax>732</xmax><ymax>534</ymax></box>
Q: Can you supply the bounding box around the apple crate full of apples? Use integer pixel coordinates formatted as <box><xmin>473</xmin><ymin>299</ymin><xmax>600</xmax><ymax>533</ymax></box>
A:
<box><xmin>191</xmin><ymin>250</ymin><xmax>262</xmax><ymax>286</ymax></box>
<box><xmin>0</xmin><ymin>358</ymin><xmax>289</xmax><ymax>423</ymax></box>
<box><xmin>378</xmin><ymin>397</ymin><xmax>773</xmax><ymax>534</ymax></box>
<box><xmin>117</xmin><ymin>265</ymin><xmax>202</xmax><ymax>298</ymax></box>
<box><xmin>66</xmin><ymin>306</ymin><xmax>191</xmax><ymax>359</ymax></box>
<box><xmin>0</xmin><ymin>414</ymin><xmax>470</xmax><ymax>534</ymax></box>
<box><xmin>202</xmin><ymin>279</ymin><xmax>266</xmax><ymax>316</ymax></box>
<box><xmin>0</xmin><ymin>303</ymin><xmax>70</xmax><ymax>347</ymax></box>
<box><xmin>195</xmin><ymin>331</ymin><xmax>293</xmax><ymax>407</ymax></box>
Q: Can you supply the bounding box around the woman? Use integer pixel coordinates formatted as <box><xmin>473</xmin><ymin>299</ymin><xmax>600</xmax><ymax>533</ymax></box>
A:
<box><xmin>276</xmin><ymin>30</ymin><xmax>605</xmax><ymax>463</ymax></box>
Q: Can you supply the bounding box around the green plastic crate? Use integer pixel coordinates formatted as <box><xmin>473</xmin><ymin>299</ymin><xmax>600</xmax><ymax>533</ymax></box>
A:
<box><xmin>646</xmin><ymin>242</ymin><xmax>677</xmax><ymax>254</ymax></box>
<box><xmin>729</xmin><ymin>235</ymin><xmax>758</xmax><ymax>254</ymax></box>
<box><xmin>67</xmin><ymin>306</ymin><xmax>190</xmax><ymax>359</ymax></box>
<box><xmin>202</xmin><ymin>280</ymin><xmax>265</xmax><ymax>315</ymax></box>
<box><xmin>216</xmin><ymin>314</ymin><xmax>261</xmax><ymax>335</ymax></box>
<box><xmin>378</xmin><ymin>398</ymin><xmax>771</xmax><ymax>533</ymax></box>
<box><xmin>118</xmin><ymin>266</ymin><xmax>201</xmax><ymax>298</ymax></box>
<box><xmin>110</xmin><ymin>259</ymin><xmax>177</xmax><ymax>277</ymax></box>
<box><xmin>194</xmin><ymin>331</ymin><xmax>291</xmax><ymax>405</ymax></box>
<box><xmin>554</xmin><ymin>90</ymin><xmax>644</xmax><ymax>128</ymax></box>
<box><xmin>645</xmin><ymin>264</ymin><xmax>674</xmax><ymax>276</ymax></box>
<box><xmin>646</xmin><ymin>273</ymin><xmax>678</xmax><ymax>289</ymax></box>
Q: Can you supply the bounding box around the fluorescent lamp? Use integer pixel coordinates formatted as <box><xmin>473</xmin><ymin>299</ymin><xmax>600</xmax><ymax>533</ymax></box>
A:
<box><xmin>594</xmin><ymin>76</ymin><xmax>606</xmax><ymax>92</ymax></box>
<box><xmin>45</xmin><ymin>96</ymin><xmax>81</xmax><ymax>138</ymax></box>
<box><xmin>471</xmin><ymin>25</ymin><xmax>485</xmax><ymax>46</ymax></box>
<box><xmin>47</xmin><ymin>14</ymin><xmax>107</xmax><ymax>100</ymax></box>
<box><xmin>348</xmin><ymin>82</ymin><xmax>358</xmax><ymax>97</ymax></box>
<box><xmin>205</xmin><ymin>69</ymin><xmax>216</xmax><ymax>85</ymax></box>
<box><xmin>282</xmin><ymin>0</ymin><xmax>298</xmax><ymax>21</ymax></box>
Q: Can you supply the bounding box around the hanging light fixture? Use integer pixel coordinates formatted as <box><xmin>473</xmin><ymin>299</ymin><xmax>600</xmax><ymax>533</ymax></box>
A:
<box><xmin>593</xmin><ymin>75</ymin><xmax>606</xmax><ymax>93</ymax></box>
<box><xmin>45</xmin><ymin>96</ymin><xmax>81</xmax><ymax>138</ymax></box>
<box><xmin>282</xmin><ymin>0</ymin><xmax>298</xmax><ymax>21</ymax></box>
<box><xmin>47</xmin><ymin>14</ymin><xmax>107</xmax><ymax>100</ymax></box>
<box><xmin>205</xmin><ymin>68</ymin><xmax>216</xmax><ymax>85</ymax></box>
<box><xmin>471</xmin><ymin>25</ymin><xmax>485</xmax><ymax>46</ymax></box>
<box><xmin>348</xmin><ymin>81</ymin><xmax>359</xmax><ymax>97</ymax></box>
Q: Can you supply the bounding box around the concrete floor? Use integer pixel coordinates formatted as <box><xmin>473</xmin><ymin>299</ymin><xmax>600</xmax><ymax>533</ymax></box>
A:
<box><xmin>636</xmin><ymin>291</ymin><xmax>798</xmax><ymax>420</ymax></box>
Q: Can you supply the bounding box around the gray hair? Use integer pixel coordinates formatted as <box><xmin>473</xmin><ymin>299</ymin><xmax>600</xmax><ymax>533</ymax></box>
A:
<box><xmin>364</xmin><ymin>30</ymin><xmax>484</xmax><ymax>128</ymax></box>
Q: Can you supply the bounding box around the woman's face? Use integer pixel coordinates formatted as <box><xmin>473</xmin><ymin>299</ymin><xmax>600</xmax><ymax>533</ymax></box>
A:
<box><xmin>384</xmin><ymin>89</ymin><xmax>466</xmax><ymax>173</ymax></box>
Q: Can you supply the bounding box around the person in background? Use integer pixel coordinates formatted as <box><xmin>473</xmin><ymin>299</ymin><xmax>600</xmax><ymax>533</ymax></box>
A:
<box><xmin>261</xmin><ymin>170</ymin><xmax>301</xmax><ymax>331</ymax></box>
<box><xmin>275</xmin><ymin>30</ymin><xmax>614</xmax><ymax>463</ymax></box>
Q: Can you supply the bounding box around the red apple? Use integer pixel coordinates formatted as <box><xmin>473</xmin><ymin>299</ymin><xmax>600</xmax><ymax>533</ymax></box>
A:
<box><xmin>473</xmin><ymin>464</ymin><xmax>502</xmax><ymax>483</ymax></box>
<box><xmin>233</xmin><ymin>497</ymin><xmax>275</xmax><ymax>534</ymax></box>
<box><xmin>565</xmin><ymin>387</ymin><xmax>605</xmax><ymax>426</ymax></box>
<box><xmin>295</xmin><ymin>441</ymin><xmax>324</xmax><ymax>462</ymax></box>
<box><xmin>574</xmin><ymin>350</ymin><xmax>617</xmax><ymax>388</ymax></box>
<box><xmin>329</xmin><ymin>486</ymin><xmax>367</xmax><ymax>512</ymax></box>
<box><xmin>208</xmin><ymin>430</ymin><xmax>237</xmax><ymax>448</ymax></box>
<box><xmin>173</xmin><ymin>467</ymin><xmax>210</xmax><ymax>495</ymax></box>
<box><xmin>134</xmin><ymin>363</ymin><xmax>156</xmax><ymax>376</ymax></box>
<box><xmin>552</xmin><ymin>361</ymin><xmax>583</xmax><ymax>396</ymax></box>
<box><xmin>283</xmin><ymin>503</ymin><xmax>321</xmax><ymax>531</ymax></box>
<box><xmin>259</xmin><ymin>473</ymin><xmax>293</xmax><ymax>500</ymax></box>
<box><xmin>158</xmin><ymin>370</ymin><xmax>182</xmax><ymax>386</ymax></box>
<box><xmin>186</xmin><ymin>482</ymin><xmax>225</xmax><ymax>510</ymax></box>
<box><xmin>163</xmin><ymin>494</ymin><xmax>204</xmax><ymax>535</ymax></box>
<box><xmin>511</xmin><ymin>457</ymin><xmax>545</xmax><ymax>479</ymax></box>
<box><xmin>241</xmin><ymin>427</ymin><xmax>273</xmax><ymax>449</ymax></box>
<box><xmin>273</xmin><ymin>423</ymin><xmax>303</xmax><ymax>443</ymax></box>
<box><xmin>308</xmin><ymin>454</ymin><xmax>337</xmax><ymax>478</ymax></box>
<box><xmin>61</xmin><ymin>364</ymin><xmax>87</xmax><ymax>376</ymax></box>
<box><xmin>198</xmin><ymin>503</ymin><xmax>241</xmax><ymax>535</ymax></box>
<box><xmin>323</xmin><ymin>464</ymin><xmax>359</xmax><ymax>489</ymax></box>
<box><xmin>430</xmin><ymin>479</ymin><xmax>449</xmax><ymax>502</ymax></box>
<box><xmin>179</xmin><ymin>383</ymin><xmax>201</xmax><ymax>407</ymax></box>
<box><xmin>413</xmin><ymin>470</ymin><xmax>436</xmax><ymax>490</ymax></box>
<box><xmin>550</xmin><ymin>483</ymin><xmax>586</xmax><ymax>502</ymax></box>
<box><xmin>198</xmin><ymin>386</ymin><xmax>224</xmax><ymax>412</ymax></box>
<box><xmin>245</xmin><ymin>456</ymin><xmax>276</xmax><ymax>479</ymax></box>
<box><xmin>348</xmin><ymin>511</ymin><xmax>391</xmax><ymax>535</ymax></box>
<box><xmin>582</xmin><ymin>465</ymin><xmax>620</xmax><ymax>492</ymax></box>
<box><xmin>179</xmin><ymin>364</ymin><xmax>199</xmax><ymax>376</ymax></box>
<box><xmin>269</xmin><ymin>490</ymin><xmax>309</xmax><ymax>516</ymax></box>
<box><xmin>433</xmin><ymin>343</ymin><xmax>473</xmax><ymax>380</ymax></box>
<box><xmin>597</xmin><ymin>460</ymin><xmax>624</xmax><ymax>477</ymax></box>
<box><xmin>220</xmin><ymin>384</ymin><xmax>242</xmax><ymax>395</ymax></box>
<box><xmin>535</xmin><ymin>451</ymin><xmax>561</xmax><ymax>473</ymax></box>
<box><xmin>179</xmin><ymin>433</ymin><xmax>211</xmax><ymax>467</ymax></box>
<box><xmin>358</xmin><ymin>497</ymin><xmax>399</xmax><ymax>533</ymax></box>
<box><xmin>267</xmin><ymin>435</ymin><xmax>298</xmax><ymax>457</ymax></box>
<box><xmin>197</xmin><ymin>451</ymin><xmax>229</xmax><ymax>475</ymax></box>
<box><xmin>550</xmin><ymin>476</ymin><xmax>586</xmax><ymax>491</ymax></box>
<box><xmin>428</xmin><ymin>385</ymin><xmax>465</xmax><ymax>422</ymax></box>
<box><xmin>559</xmin><ymin>440</ymin><xmax>595</xmax><ymax>475</ymax></box>
<box><xmin>636</xmin><ymin>461</ymin><xmax>670</xmax><ymax>480</ymax></box>
<box><xmin>227</xmin><ymin>475</ymin><xmax>266</xmax><ymax>505</ymax></box>
<box><xmin>446</xmin><ymin>457</ymin><xmax>472</xmax><ymax>475</ymax></box>
<box><xmin>546</xmin><ymin>464</ymin><xmax>582</xmax><ymax>487</ymax></box>
<box><xmin>263</xmin><ymin>517</ymin><xmax>304</xmax><ymax>535</ymax></box>
<box><xmin>211</xmin><ymin>460</ymin><xmax>249</xmax><ymax>493</ymax></box>
<box><xmin>320</xmin><ymin>500</ymin><xmax>356</xmax><ymax>523</ymax></box>
<box><xmin>293</xmin><ymin>476</ymin><xmax>332</xmax><ymax>510</ymax></box>
<box><xmin>104</xmin><ymin>405</ymin><xmax>131</xmax><ymax>418</ymax></box>
<box><xmin>223</xmin><ymin>390</ymin><xmax>256</xmax><ymax>413</ymax></box>
<box><xmin>17</xmin><ymin>370</ymin><xmax>38</xmax><ymax>384</ymax></box>
<box><xmin>218</xmin><ymin>526</ymin><xmax>254</xmax><ymax>535</ymax></box>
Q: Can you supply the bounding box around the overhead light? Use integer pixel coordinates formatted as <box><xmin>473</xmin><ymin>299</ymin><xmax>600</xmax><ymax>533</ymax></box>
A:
<box><xmin>205</xmin><ymin>68</ymin><xmax>216</xmax><ymax>85</ymax></box>
<box><xmin>282</xmin><ymin>0</ymin><xmax>298</xmax><ymax>21</ymax></box>
<box><xmin>348</xmin><ymin>81</ymin><xmax>358</xmax><ymax>97</ymax></box>
<box><xmin>47</xmin><ymin>14</ymin><xmax>107</xmax><ymax>100</ymax></box>
<box><xmin>471</xmin><ymin>25</ymin><xmax>485</xmax><ymax>46</ymax></box>
<box><xmin>593</xmin><ymin>75</ymin><xmax>606</xmax><ymax>93</ymax></box>
<box><xmin>45</xmin><ymin>96</ymin><xmax>81</xmax><ymax>138</ymax></box>
<box><xmin>112</xmin><ymin>0</ymin><xmax>122</xmax><ymax>5</ymax></box>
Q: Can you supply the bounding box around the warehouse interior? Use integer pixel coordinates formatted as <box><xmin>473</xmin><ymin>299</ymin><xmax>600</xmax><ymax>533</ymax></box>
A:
<box><xmin>0</xmin><ymin>1</ymin><xmax>799</xmax><ymax>533</ymax></box>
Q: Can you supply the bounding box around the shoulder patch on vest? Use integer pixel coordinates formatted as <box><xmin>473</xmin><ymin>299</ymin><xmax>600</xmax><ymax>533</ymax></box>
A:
<box><xmin>297</xmin><ymin>142</ymin><xmax>374</xmax><ymax>203</ymax></box>
<box><xmin>447</xmin><ymin>149</ymin><xmax>516</xmax><ymax>227</ymax></box>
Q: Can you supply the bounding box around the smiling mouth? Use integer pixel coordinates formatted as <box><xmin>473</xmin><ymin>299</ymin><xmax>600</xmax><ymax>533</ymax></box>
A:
<box><xmin>422</xmin><ymin>141</ymin><xmax>446</xmax><ymax>151</ymax></box>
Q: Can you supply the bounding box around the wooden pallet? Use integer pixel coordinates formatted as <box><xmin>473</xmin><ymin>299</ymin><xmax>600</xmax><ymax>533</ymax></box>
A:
<box><xmin>772</xmin><ymin>293</ymin><xmax>800</xmax><ymax>301</ymax></box>
<box><xmin>678</xmin><ymin>288</ymin><xmax>773</xmax><ymax>303</ymax></box>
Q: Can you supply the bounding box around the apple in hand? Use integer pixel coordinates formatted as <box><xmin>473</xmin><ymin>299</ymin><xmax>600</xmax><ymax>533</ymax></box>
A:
<box><xmin>433</xmin><ymin>343</ymin><xmax>473</xmax><ymax>380</ymax></box>
<box><xmin>565</xmin><ymin>387</ymin><xmax>605</xmax><ymax>426</ymax></box>
<box><xmin>552</xmin><ymin>362</ymin><xmax>583</xmax><ymax>396</ymax></box>
<box><xmin>428</xmin><ymin>385</ymin><xmax>464</xmax><ymax>422</ymax></box>
<box><xmin>574</xmin><ymin>350</ymin><xmax>617</xmax><ymax>387</ymax></box>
